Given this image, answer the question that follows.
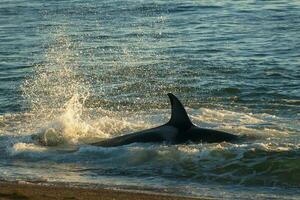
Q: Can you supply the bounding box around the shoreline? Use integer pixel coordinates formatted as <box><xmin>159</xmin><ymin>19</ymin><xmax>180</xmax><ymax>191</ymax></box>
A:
<box><xmin>0</xmin><ymin>181</ymin><xmax>209</xmax><ymax>200</ymax></box>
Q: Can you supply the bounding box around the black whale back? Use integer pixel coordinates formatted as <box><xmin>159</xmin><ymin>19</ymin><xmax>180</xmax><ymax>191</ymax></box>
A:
<box><xmin>166</xmin><ymin>93</ymin><xmax>238</xmax><ymax>143</ymax></box>
<box><xmin>90</xmin><ymin>93</ymin><xmax>239</xmax><ymax>147</ymax></box>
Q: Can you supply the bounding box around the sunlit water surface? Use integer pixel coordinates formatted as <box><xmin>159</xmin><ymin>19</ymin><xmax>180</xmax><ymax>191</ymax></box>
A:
<box><xmin>0</xmin><ymin>0</ymin><xmax>299</xmax><ymax>199</ymax></box>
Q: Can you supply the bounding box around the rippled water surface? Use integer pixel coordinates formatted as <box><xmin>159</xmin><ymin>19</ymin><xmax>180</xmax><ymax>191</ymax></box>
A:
<box><xmin>0</xmin><ymin>0</ymin><xmax>300</xmax><ymax>199</ymax></box>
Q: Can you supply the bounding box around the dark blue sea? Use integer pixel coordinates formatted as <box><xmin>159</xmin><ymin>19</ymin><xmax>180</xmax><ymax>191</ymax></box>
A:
<box><xmin>0</xmin><ymin>0</ymin><xmax>299</xmax><ymax>199</ymax></box>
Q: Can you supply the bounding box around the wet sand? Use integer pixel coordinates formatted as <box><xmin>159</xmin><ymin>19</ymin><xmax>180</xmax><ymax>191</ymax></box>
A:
<box><xmin>0</xmin><ymin>182</ymin><xmax>207</xmax><ymax>200</ymax></box>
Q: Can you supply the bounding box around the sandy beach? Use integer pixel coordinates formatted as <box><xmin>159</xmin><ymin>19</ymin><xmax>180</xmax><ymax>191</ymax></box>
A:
<box><xmin>0</xmin><ymin>182</ymin><xmax>206</xmax><ymax>200</ymax></box>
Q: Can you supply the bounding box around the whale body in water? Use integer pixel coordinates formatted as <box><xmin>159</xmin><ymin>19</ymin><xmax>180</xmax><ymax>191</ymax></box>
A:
<box><xmin>92</xmin><ymin>93</ymin><xmax>239</xmax><ymax>147</ymax></box>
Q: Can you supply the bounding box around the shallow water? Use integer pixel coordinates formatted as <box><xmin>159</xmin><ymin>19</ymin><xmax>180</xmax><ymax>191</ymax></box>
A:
<box><xmin>0</xmin><ymin>0</ymin><xmax>300</xmax><ymax>199</ymax></box>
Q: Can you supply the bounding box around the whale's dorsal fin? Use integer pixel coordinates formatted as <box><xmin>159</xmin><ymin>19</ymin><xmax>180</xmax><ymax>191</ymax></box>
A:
<box><xmin>167</xmin><ymin>93</ymin><xmax>193</xmax><ymax>129</ymax></box>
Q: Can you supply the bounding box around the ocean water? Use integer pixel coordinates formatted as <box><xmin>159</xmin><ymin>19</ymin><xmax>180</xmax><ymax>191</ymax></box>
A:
<box><xmin>0</xmin><ymin>0</ymin><xmax>300</xmax><ymax>199</ymax></box>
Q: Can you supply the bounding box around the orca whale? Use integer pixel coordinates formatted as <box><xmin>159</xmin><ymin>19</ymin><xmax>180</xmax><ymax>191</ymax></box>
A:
<box><xmin>92</xmin><ymin>93</ymin><xmax>238</xmax><ymax>147</ymax></box>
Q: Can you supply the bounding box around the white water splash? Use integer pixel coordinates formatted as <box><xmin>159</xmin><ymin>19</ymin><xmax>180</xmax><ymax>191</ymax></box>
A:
<box><xmin>19</xmin><ymin>27</ymin><xmax>153</xmax><ymax>146</ymax></box>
